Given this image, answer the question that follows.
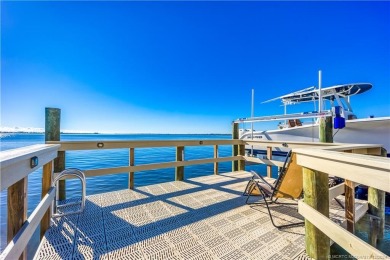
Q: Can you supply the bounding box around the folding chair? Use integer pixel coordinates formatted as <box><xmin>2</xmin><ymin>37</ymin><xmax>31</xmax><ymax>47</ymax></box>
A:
<box><xmin>243</xmin><ymin>151</ymin><xmax>305</xmax><ymax>229</ymax></box>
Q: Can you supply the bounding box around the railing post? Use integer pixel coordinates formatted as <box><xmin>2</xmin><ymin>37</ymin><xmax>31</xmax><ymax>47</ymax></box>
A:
<box><xmin>345</xmin><ymin>180</ymin><xmax>355</xmax><ymax>233</ymax></box>
<box><xmin>238</xmin><ymin>142</ymin><xmax>245</xmax><ymax>171</ymax></box>
<box><xmin>214</xmin><ymin>145</ymin><xmax>218</xmax><ymax>175</ymax></box>
<box><xmin>267</xmin><ymin>146</ymin><xmax>272</xmax><ymax>177</ymax></box>
<box><xmin>367</xmin><ymin>147</ymin><xmax>387</xmax><ymax>244</ymax></box>
<box><xmin>303</xmin><ymin>167</ymin><xmax>330</xmax><ymax>259</ymax></box>
<box><xmin>319</xmin><ymin>116</ymin><xmax>333</xmax><ymax>143</ymax></box>
<box><xmin>176</xmin><ymin>146</ymin><xmax>184</xmax><ymax>181</ymax></box>
<box><xmin>40</xmin><ymin>161</ymin><xmax>53</xmax><ymax>239</ymax></box>
<box><xmin>129</xmin><ymin>148</ymin><xmax>135</xmax><ymax>189</ymax></box>
<box><xmin>232</xmin><ymin>122</ymin><xmax>239</xmax><ymax>171</ymax></box>
<box><xmin>7</xmin><ymin>178</ymin><xmax>27</xmax><ymax>260</ymax></box>
<box><xmin>45</xmin><ymin>107</ymin><xmax>66</xmax><ymax>200</ymax></box>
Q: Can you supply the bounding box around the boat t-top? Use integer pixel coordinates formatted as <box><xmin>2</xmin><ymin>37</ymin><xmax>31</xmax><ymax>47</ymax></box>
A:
<box><xmin>235</xmin><ymin>80</ymin><xmax>390</xmax><ymax>156</ymax></box>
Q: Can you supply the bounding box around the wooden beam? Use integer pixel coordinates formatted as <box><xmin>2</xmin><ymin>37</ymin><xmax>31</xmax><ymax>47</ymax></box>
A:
<box><xmin>48</xmin><ymin>139</ymin><xmax>243</xmax><ymax>151</ymax></box>
<box><xmin>1</xmin><ymin>188</ymin><xmax>55</xmax><ymax>260</ymax></box>
<box><xmin>40</xmin><ymin>161</ymin><xmax>53</xmax><ymax>239</ymax></box>
<box><xmin>295</xmin><ymin>149</ymin><xmax>390</xmax><ymax>192</ymax></box>
<box><xmin>232</xmin><ymin>122</ymin><xmax>239</xmax><ymax>171</ymax></box>
<box><xmin>175</xmin><ymin>146</ymin><xmax>184</xmax><ymax>181</ymax></box>
<box><xmin>298</xmin><ymin>201</ymin><xmax>387</xmax><ymax>259</ymax></box>
<box><xmin>329</xmin><ymin>182</ymin><xmax>345</xmax><ymax>201</ymax></box>
<box><xmin>345</xmin><ymin>180</ymin><xmax>355</xmax><ymax>233</ymax></box>
<box><xmin>367</xmin><ymin>147</ymin><xmax>388</xmax><ymax>242</ymax></box>
<box><xmin>7</xmin><ymin>178</ymin><xmax>27</xmax><ymax>260</ymax></box>
<box><xmin>238</xmin><ymin>144</ymin><xmax>245</xmax><ymax>171</ymax></box>
<box><xmin>129</xmin><ymin>148</ymin><xmax>135</xmax><ymax>189</ymax></box>
<box><xmin>214</xmin><ymin>145</ymin><xmax>218</xmax><ymax>175</ymax></box>
<box><xmin>303</xmin><ymin>167</ymin><xmax>330</xmax><ymax>259</ymax></box>
<box><xmin>266</xmin><ymin>146</ymin><xmax>272</xmax><ymax>177</ymax></box>
<box><xmin>0</xmin><ymin>144</ymin><xmax>59</xmax><ymax>191</ymax></box>
<box><xmin>57</xmin><ymin>156</ymin><xmax>242</xmax><ymax>179</ymax></box>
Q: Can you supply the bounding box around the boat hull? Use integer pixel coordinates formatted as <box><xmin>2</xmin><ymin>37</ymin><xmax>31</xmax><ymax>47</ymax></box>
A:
<box><xmin>242</xmin><ymin>117</ymin><xmax>390</xmax><ymax>155</ymax></box>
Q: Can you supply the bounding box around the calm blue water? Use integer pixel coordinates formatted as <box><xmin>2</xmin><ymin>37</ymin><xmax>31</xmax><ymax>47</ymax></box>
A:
<box><xmin>0</xmin><ymin>133</ymin><xmax>268</xmax><ymax>256</ymax></box>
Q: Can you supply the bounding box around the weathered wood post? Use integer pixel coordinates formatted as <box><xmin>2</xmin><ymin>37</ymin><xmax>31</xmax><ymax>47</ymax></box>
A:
<box><xmin>232</xmin><ymin>122</ymin><xmax>239</xmax><ymax>171</ymax></box>
<box><xmin>367</xmin><ymin>147</ymin><xmax>387</xmax><ymax>244</ymax></box>
<box><xmin>303</xmin><ymin>115</ymin><xmax>332</xmax><ymax>258</ymax></box>
<box><xmin>40</xmin><ymin>161</ymin><xmax>53</xmax><ymax>239</ymax></box>
<box><xmin>303</xmin><ymin>167</ymin><xmax>330</xmax><ymax>259</ymax></box>
<box><xmin>128</xmin><ymin>148</ymin><xmax>135</xmax><ymax>189</ymax></box>
<box><xmin>267</xmin><ymin>146</ymin><xmax>272</xmax><ymax>177</ymax></box>
<box><xmin>45</xmin><ymin>108</ymin><xmax>66</xmax><ymax>200</ymax></box>
<box><xmin>319</xmin><ymin>117</ymin><xmax>333</xmax><ymax>143</ymax></box>
<box><xmin>214</xmin><ymin>145</ymin><xmax>219</xmax><ymax>175</ymax></box>
<box><xmin>238</xmin><ymin>142</ymin><xmax>245</xmax><ymax>171</ymax></box>
<box><xmin>7</xmin><ymin>178</ymin><xmax>27</xmax><ymax>260</ymax></box>
<box><xmin>175</xmin><ymin>146</ymin><xmax>184</xmax><ymax>181</ymax></box>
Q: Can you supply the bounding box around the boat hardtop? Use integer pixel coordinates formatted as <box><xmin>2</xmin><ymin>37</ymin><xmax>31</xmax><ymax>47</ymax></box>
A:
<box><xmin>262</xmin><ymin>83</ymin><xmax>372</xmax><ymax>105</ymax></box>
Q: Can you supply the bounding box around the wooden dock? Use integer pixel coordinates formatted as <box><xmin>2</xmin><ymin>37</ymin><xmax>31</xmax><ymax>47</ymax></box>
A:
<box><xmin>34</xmin><ymin>171</ymin><xmax>368</xmax><ymax>260</ymax></box>
<box><xmin>34</xmin><ymin>171</ymin><xmax>308</xmax><ymax>259</ymax></box>
<box><xmin>1</xmin><ymin>117</ymin><xmax>388</xmax><ymax>260</ymax></box>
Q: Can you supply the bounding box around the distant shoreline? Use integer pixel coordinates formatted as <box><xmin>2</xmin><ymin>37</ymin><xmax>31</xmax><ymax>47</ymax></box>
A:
<box><xmin>0</xmin><ymin>132</ymin><xmax>231</xmax><ymax>135</ymax></box>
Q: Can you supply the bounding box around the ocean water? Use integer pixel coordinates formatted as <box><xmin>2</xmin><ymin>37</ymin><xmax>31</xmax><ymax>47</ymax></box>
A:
<box><xmin>0</xmin><ymin>133</ymin><xmax>268</xmax><ymax>257</ymax></box>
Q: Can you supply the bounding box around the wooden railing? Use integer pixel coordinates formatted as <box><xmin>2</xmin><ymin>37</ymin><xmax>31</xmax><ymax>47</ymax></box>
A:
<box><xmin>295</xmin><ymin>146</ymin><xmax>389</xmax><ymax>259</ymax></box>
<box><xmin>1</xmin><ymin>138</ymin><xmax>388</xmax><ymax>259</ymax></box>
<box><xmin>241</xmin><ymin>140</ymin><xmax>388</xmax><ymax>259</ymax></box>
<box><xmin>46</xmin><ymin>139</ymin><xmax>244</xmax><ymax>183</ymax></box>
<box><xmin>0</xmin><ymin>144</ymin><xmax>60</xmax><ymax>260</ymax></box>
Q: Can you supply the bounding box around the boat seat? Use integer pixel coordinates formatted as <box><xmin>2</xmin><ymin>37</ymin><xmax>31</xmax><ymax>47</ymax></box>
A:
<box><xmin>288</xmin><ymin>119</ymin><xmax>296</xmax><ymax>127</ymax></box>
<box><xmin>295</xmin><ymin>119</ymin><xmax>302</xmax><ymax>126</ymax></box>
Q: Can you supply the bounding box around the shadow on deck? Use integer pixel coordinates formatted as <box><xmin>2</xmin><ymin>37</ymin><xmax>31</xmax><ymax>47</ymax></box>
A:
<box><xmin>35</xmin><ymin>171</ymin><xmax>307</xmax><ymax>260</ymax></box>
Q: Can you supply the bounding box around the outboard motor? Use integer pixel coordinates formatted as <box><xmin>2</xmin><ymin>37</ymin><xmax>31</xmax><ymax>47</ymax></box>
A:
<box><xmin>333</xmin><ymin>106</ymin><xmax>345</xmax><ymax>129</ymax></box>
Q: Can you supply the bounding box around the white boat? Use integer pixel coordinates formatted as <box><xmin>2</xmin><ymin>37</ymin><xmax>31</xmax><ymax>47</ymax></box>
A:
<box><xmin>236</xmin><ymin>82</ymin><xmax>390</xmax><ymax>156</ymax></box>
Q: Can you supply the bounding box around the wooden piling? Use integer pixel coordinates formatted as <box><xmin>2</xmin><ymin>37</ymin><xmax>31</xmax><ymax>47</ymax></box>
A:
<box><xmin>303</xmin><ymin>167</ymin><xmax>330</xmax><ymax>259</ymax></box>
<box><xmin>214</xmin><ymin>145</ymin><xmax>218</xmax><ymax>175</ymax></box>
<box><xmin>45</xmin><ymin>108</ymin><xmax>66</xmax><ymax>200</ymax></box>
<box><xmin>7</xmin><ymin>178</ymin><xmax>27</xmax><ymax>260</ymax></box>
<box><xmin>176</xmin><ymin>146</ymin><xmax>184</xmax><ymax>181</ymax></box>
<box><xmin>302</xmin><ymin>115</ymin><xmax>332</xmax><ymax>259</ymax></box>
<box><xmin>345</xmin><ymin>180</ymin><xmax>355</xmax><ymax>233</ymax></box>
<box><xmin>267</xmin><ymin>146</ymin><xmax>272</xmax><ymax>177</ymax></box>
<box><xmin>319</xmin><ymin>116</ymin><xmax>333</xmax><ymax>143</ymax></box>
<box><xmin>238</xmin><ymin>143</ymin><xmax>245</xmax><ymax>171</ymax></box>
<box><xmin>40</xmin><ymin>161</ymin><xmax>53</xmax><ymax>239</ymax></box>
<box><xmin>232</xmin><ymin>122</ymin><xmax>239</xmax><ymax>171</ymax></box>
<box><xmin>367</xmin><ymin>148</ymin><xmax>386</xmax><ymax>244</ymax></box>
<box><xmin>129</xmin><ymin>148</ymin><xmax>135</xmax><ymax>189</ymax></box>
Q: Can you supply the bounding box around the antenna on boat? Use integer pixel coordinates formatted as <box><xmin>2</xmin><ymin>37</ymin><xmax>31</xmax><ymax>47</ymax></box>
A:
<box><xmin>251</xmin><ymin>89</ymin><xmax>254</xmax><ymax>155</ymax></box>
<box><xmin>318</xmin><ymin>70</ymin><xmax>322</xmax><ymax>113</ymax></box>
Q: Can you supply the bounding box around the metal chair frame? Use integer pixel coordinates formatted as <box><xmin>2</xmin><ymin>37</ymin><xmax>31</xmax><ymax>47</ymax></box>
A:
<box><xmin>244</xmin><ymin>151</ymin><xmax>305</xmax><ymax>229</ymax></box>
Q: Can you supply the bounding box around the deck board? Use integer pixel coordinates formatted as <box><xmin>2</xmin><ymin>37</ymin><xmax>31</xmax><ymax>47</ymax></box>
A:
<box><xmin>34</xmin><ymin>171</ymin><xmax>360</xmax><ymax>260</ymax></box>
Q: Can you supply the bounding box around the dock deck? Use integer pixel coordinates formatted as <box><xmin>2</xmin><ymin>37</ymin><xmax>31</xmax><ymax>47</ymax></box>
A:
<box><xmin>35</xmin><ymin>171</ymin><xmax>360</xmax><ymax>260</ymax></box>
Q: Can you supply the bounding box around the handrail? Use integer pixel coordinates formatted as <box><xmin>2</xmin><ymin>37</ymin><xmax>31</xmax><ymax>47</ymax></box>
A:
<box><xmin>294</xmin><ymin>146</ymin><xmax>389</xmax><ymax>259</ymax></box>
<box><xmin>294</xmin><ymin>148</ymin><xmax>390</xmax><ymax>192</ymax></box>
<box><xmin>0</xmin><ymin>144</ymin><xmax>59</xmax><ymax>260</ymax></box>
<box><xmin>0</xmin><ymin>144</ymin><xmax>60</xmax><ymax>190</ymax></box>
<box><xmin>47</xmin><ymin>139</ymin><xmax>242</xmax><ymax>151</ymax></box>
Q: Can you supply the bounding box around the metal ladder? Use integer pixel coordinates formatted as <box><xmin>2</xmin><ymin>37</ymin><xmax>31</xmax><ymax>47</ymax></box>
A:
<box><xmin>52</xmin><ymin>168</ymin><xmax>86</xmax><ymax>218</ymax></box>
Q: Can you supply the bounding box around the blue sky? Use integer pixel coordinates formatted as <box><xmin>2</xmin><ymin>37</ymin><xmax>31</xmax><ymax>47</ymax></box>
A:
<box><xmin>1</xmin><ymin>1</ymin><xmax>389</xmax><ymax>134</ymax></box>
